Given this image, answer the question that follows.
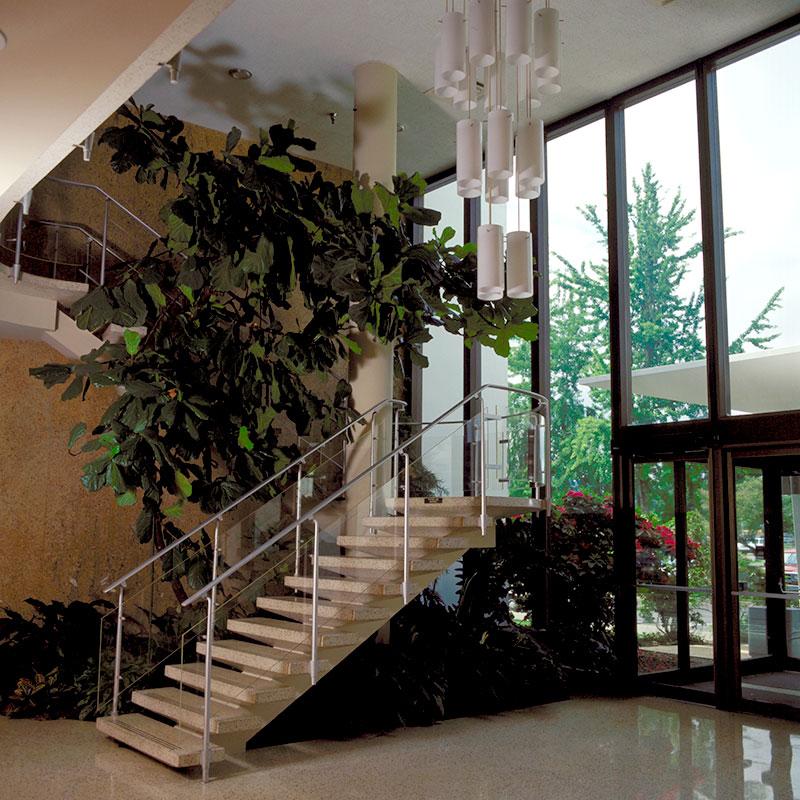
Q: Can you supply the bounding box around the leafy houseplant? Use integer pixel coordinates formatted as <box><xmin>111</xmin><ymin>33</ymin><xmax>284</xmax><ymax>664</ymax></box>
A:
<box><xmin>30</xmin><ymin>105</ymin><xmax>538</xmax><ymax>599</ymax></box>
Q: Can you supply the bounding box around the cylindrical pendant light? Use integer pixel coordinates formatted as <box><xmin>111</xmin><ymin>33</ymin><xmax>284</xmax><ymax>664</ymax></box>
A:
<box><xmin>434</xmin><ymin>39</ymin><xmax>458</xmax><ymax>98</ymax></box>
<box><xmin>506</xmin><ymin>0</ymin><xmax>532</xmax><ymax>65</ymax></box>
<box><xmin>477</xmin><ymin>223</ymin><xmax>504</xmax><ymax>301</ymax></box>
<box><xmin>485</xmin><ymin>174</ymin><xmax>510</xmax><ymax>204</ymax></box>
<box><xmin>441</xmin><ymin>11</ymin><xmax>467</xmax><ymax>83</ymax></box>
<box><xmin>534</xmin><ymin>7</ymin><xmax>561</xmax><ymax>80</ymax></box>
<box><xmin>506</xmin><ymin>231</ymin><xmax>533</xmax><ymax>298</ymax></box>
<box><xmin>469</xmin><ymin>0</ymin><xmax>496</xmax><ymax>67</ymax></box>
<box><xmin>487</xmin><ymin>108</ymin><xmax>513</xmax><ymax>179</ymax></box>
<box><xmin>456</xmin><ymin>119</ymin><xmax>482</xmax><ymax>198</ymax></box>
<box><xmin>515</xmin><ymin>117</ymin><xmax>545</xmax><ymax>199</ymax></box>
<box><xmin>538</xmin><ymin>77</ymin><xmax>562</xmax><ymax>96</ymax></box>
<box><xmin>453</xmin><ymin>78</ymin><xmax>478</xmax><ymax>111</ymax></box>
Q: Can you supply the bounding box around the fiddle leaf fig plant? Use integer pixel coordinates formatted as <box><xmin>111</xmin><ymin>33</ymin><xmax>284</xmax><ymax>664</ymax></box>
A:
<box><xmin>31</xmin><ymin>103</ymin><xmax>537</xmax><ymax>597</ymax></box>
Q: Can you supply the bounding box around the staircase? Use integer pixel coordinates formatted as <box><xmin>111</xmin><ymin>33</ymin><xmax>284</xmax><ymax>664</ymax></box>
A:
<box><xmin>93</xmin><ymin>388</ymin><xmax>550</xmax><ymax>779</ymax></box>
<box><xmin>0</xmin><ymin>177</ymin><xmax>159</xmax><ymax>358</ymax></box>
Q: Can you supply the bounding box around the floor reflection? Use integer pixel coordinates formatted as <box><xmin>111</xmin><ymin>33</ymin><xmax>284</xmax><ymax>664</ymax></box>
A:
<box><xmin>633</xmin><ymin>701</ymin><xmax>800</xmax><ymax>800</ymax></box>
<box><xmin>1</xmin><ymin>698</ymin><xmax>797</xmax><ymax>800</ymax></box>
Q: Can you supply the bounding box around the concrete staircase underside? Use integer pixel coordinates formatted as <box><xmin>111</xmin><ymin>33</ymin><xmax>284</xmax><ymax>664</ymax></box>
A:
<box><xmin>0</xmin><ymin>264</ymin><xmax>100</xmax><ymax>357</ymax></box>
<box><xmin>97</xmin><ymin>496</ymin><xmax>544</xmax><ymax>770</ymax></box>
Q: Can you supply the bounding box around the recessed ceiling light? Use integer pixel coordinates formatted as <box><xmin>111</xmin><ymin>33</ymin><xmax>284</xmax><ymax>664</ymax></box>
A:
<box><xmin>228</xmin><ymin>68</ymin><xmax>252</xmax><ymax>80</ymax></box>
<box><xmin>0</xmin><ymin>30</ymin><xmax>7</xmax><ymax>50</ymax></box>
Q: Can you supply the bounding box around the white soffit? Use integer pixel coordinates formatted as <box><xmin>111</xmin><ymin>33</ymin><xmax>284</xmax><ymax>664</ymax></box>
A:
<box><xmin>135</xmin><ymin>0</ymin><xmax>798</xmax><ymax>177</ymax></box>
<box><xmin>580</xmin><ymin>346</ymin><xmax>800</xmax><ymax>415</ymax></box>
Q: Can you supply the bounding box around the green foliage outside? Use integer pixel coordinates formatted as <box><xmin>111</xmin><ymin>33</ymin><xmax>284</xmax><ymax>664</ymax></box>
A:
<box><xmin>509</xmin><ymin>163</ymin><xmax>782</xmax><ymax>505</ymax></box>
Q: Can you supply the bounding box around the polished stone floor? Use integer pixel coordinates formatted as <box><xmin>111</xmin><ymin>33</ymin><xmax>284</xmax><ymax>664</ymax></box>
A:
<box><xmin>1</xmin><ymin>697</ymin><xmax>798</xmax><ymax>800</ymax></box>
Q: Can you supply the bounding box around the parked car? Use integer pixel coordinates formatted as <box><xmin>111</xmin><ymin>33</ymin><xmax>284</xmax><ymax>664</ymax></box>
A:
<box><xmin>786</xmin><ymin>549</ymin><xmax>798</xmax><ymax>589</ymax></box>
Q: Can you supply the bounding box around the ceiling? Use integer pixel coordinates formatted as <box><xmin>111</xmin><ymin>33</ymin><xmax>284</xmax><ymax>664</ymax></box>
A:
<box><xmin>137</xmin><ymin>0</ymin><xmax>799</xmax><ymax>178</ymax></box>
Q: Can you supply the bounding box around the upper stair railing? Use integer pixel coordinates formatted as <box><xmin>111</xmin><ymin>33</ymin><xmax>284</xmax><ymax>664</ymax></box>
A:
<box><xmin>3</xmin><ymin>177</ymin><xmax>160</xmax><ymax>286</ymax></box>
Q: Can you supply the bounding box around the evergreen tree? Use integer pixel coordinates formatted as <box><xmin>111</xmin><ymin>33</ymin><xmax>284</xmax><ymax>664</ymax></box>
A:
<box><xmin>510</xmin><ymin>163</ymin><xmax>783</xmax><ymax>501</ymax></box>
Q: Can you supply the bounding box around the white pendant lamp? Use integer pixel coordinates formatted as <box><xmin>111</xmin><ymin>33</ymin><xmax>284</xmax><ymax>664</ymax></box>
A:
<box><xmin>434</xmin><ymin>39</ymin><xmax>458</xmax><ymax>98</ymax></box>
<box><xmin>441</xmin><ymin>11</ymin><xmax>467</xmax><ymax>83</ymax></box>
<box><xmin>487</xmin><ymin>108</ymin><xmax>513</xmax><ymax>180</ymax></box>
<box><xmin>456</xmin><ymin>119</ymin><xmax>482</xmax><ymax>198</ymax></box>
<box><xmin>453</xmin><ymin>78</ymin><xmax>479</xmax><ymax>111</ymax></box>
<box><xmin>485</xmin><ymin>174</ymin><xmax>510</xmax><ymax>204</ymax></box>
<box><xmin>437</xmin><ymin>0</ymin><xmax>567</xmax><ymax>302</ymax></box>
<box><xmin>477</xmin><ymin>224</ymin><xmax>505</xmax><ymax>301</ymax></box>
<box><xmin>469</xmin><ymin>0</ymin><xmax>496</xmax><ymax>67</ymax></box>
<box><xmin>515</xmin><ymin>117</ymin><xmax>545</xmax><ymax>199</ymax></box>
<box><xmin>506</xmin><ymin>0</ymin><xmax>532</xmax><ymax>65</ymax></box>
<box><xmin>538</xmin><ymin>77</ymin><xmax>562</xmax><ymax>96</ymax></box>
<box><xmin>506</xmin><ymin>231</ymin><xmax>534</xmax><ymax>298</ymax></box>
<box><xmin>534</xmin><ymin>7</ymin><xmax>561</xmax><ymax>80</ymax></box>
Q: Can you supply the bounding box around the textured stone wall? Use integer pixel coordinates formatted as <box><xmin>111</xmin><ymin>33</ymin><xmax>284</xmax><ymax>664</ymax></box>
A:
<box><xmin>0</xmin><ymin>339</ymin><xmax>145</xmax><ymax>610</ymax></box>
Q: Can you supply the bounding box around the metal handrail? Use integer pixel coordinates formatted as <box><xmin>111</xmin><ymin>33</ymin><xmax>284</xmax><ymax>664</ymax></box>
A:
<box><xmin>45</xmin><ymin>177</ymin><xmax>161</xmax><ymax>239</ymax></box>
<box><xmin>103</xmin><ymin>397</ymin><xmax>405</xmax><ymax>593</ymax></box>
<box><xmin>32</xmin><ymin>219</ymin><xmax>127</xmax><ymax>264</ymax></box>
<box><xmin>181</xmin><ymin>383</ymin><xmax>549</xmax><ymax>608</ymax></box>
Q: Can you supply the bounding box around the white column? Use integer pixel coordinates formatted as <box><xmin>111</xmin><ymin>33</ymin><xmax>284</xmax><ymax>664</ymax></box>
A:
<box><xmin>350</xmin><ymin>63</ymin><xmax>399</xmax><ymax>643</ymax></box>
<box><xmin>346</xmin><ymin>63</ymin><xmax>397</xmax><ymax>514</ymax></box>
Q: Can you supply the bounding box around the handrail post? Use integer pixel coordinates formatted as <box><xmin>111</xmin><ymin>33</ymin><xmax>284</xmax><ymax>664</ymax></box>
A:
<box><xmin>368</xmin><ymin>413</ymin><xmax>377</xmax><ymax>518</ymax></box>
<box><xmin>403</xmin><ymin>451</ymin><xmax>411</xmax><ymax>604</ymax></box>
<box><xmin>294</xmin><ymin>463</ymin><xmax>303</xmax><ymax>577</ymax></box>
<box><xmin>544</xmin><ymin>401</ymin><xmax>551</xmax><ymax>514</ymax></box>
<box><xmin>479</xmin><ymin>396</ymin><xmax>488</xmax><ymax>537</ymax></box>
<box><xmin>52</xmin><ymin>225</ymin><xmax>60</xmax><ymax>279</ymax></box>
<box><xmin>392</xmin><ymin>406</ymin><xmax>400</xmax><ymax>499</ymax></box>
<box><xmin>310</xmin><ymin>518</ymin><xmax>320</xmax><ymax>685</ymax></box>
<box><xmin>111</xmin><ymin>584</ymin><xmax>125</xmax><ymax>718</ymax></box>
<box><xmin>12</xmin><ymin>201</ymin><xmax>24</xmax><ymax>283</ymax></box>
<box><xmin>99</xmin><ymin>197</ymin><xmax>110</xmax><ymax>286</ymax></box>
<box><xmin>201</xmin><ymin>517</ymin><xmax>221</xmax><ymax>784</ymax></box>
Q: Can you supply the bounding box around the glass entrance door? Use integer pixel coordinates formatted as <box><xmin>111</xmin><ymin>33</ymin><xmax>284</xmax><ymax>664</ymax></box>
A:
<box><xmin>733</xmin><ymin>460</ymin><xmax>800</xmax><ymax>712</ymax></box>
<box><xmin>635</xmin><ymin>459</ymin><xmax>715</xmax><ymax>690</ymax></box>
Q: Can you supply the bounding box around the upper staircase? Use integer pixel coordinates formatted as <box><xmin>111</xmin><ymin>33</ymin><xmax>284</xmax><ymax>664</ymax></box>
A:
<box><xmin>93</xmin><ymin>387</ymin><xmax>550</xmax><ymax>779</ymax></box>
<box><xmin>0</xmin><ymin>177</ymin><xmax>160</xmax><ymax>358</ymax></box>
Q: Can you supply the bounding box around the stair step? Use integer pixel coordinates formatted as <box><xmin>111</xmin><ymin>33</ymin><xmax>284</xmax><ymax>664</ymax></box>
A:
<box><xmin>131</xmin><ymin>687</ymin><xmax>262</xmax><ymax>735</ymax></box>
<box><xmin>362</xmin><ymin>515</ymin><xmax>485</xmax><ymax>536</ymax></box>
<box><xmin>256</xmin><ymin>595</ymin><xmax>391</xmax><ymax>623</ymax></box>
<box><xmin>284</xmin><ymin>574</ymin><xmax>408</xmax><ymax>600</ymax></box>
<box><xmin>316</xmin><ymin>554</ymin><xmax>451</xmax><ymax>577</ymax></box>
<box><xmin>96</xmin><ymin>713</ymin><xmax>225</xmax><ymax>769</ymax></box>
<box><xmin>227</xmin><ymin>616</ymin><xmax>360</xmax><ymax>648</ymax></box>
<box><xmin>387</xmin><ymin>495</ymin><xmax>545</xmax><ymax>517</ymax></box>
<box><xmin>164</xmin><ymin>662</ymin><xmax>298</xmax><ymax>705</ymax></box>
<box><xmin>337</xmin><ymin>533</ymin><xmax>470</xmax><ymax>552</ymax></box>
<box><xmin>197</xmin><ymin>638</ymin><xmax>321</xmax><ymax>676</ymax></box>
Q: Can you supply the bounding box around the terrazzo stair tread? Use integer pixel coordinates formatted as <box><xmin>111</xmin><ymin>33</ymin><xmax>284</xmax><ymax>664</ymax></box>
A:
<box><xmin>256</xmin><ymin>595</ymin><xmax>392</xmax><ymax>623</ymax></box>
<box><xmin>387</xmin><ymin>496</ymin><xmax>545</xmax><ymax>517</ymax></box>
<box><xmin>197</xmin><ymin>638</ymin><xmax>321</xmax><ymax>676</ymax></box>
<box><xmin>131</xmin><ymin>687</ymin><xmax>262</xmax><ymax>735</ymax></box>
<box><xmin>227</xmin><ymin>616</ymin><xmax>360</xmax><ymax>648</ymax></box>
<box><xmin>284</xmin><ymin>574</ymin><xmax>413</xmax><ymax>600</ymax></box>
<box><xmin>337</xmin><ymin>533</ymin><xmax>472</xmax><ymax>551</ymax></box>
<box><xmin>95</xmin><ymin>713</ymin><xmax>225</xmax><ymax>769</ymax></box>
<box><xmin>163</xmin><ymin>662</ymin><xmax>298</xmax><ymax>705</ymax></box>
<box><xmin>362</xmin><ymin>515</ymin><xmax>485</xmax><ymax>535</ymax></box>
<box><xmin>316</xmin><ymin>554</ymin><xmax>452</xmax><ymax>576</ymax></box>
